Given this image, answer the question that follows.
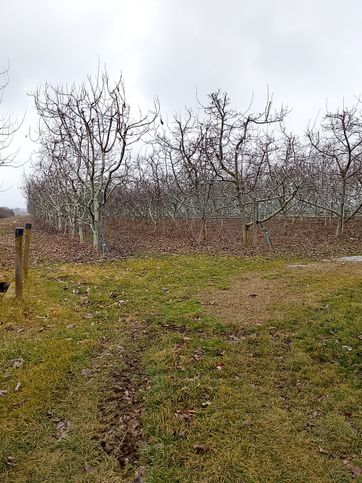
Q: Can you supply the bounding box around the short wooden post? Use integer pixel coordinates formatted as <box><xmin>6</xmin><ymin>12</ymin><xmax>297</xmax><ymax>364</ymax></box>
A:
<box><xmin>15</xmin><ymin>228</ymin><xmax>24</xmax><ymax>299</ymax></box>
<box><xmin>23</xmin><ymin>223</ymin><xmax>32</xmax><ymax>279</ymax></box>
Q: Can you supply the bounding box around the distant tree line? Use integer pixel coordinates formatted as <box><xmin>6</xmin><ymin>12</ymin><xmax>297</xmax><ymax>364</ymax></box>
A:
<box><xmin>0</xmin><ymin>207</ymin><xmax>14</xmax><ymax>218</ymax></box>
<box><xmin>22</xmin><ymin>67</ymin><xmax>362</xmax><ymax>251</ymax></box>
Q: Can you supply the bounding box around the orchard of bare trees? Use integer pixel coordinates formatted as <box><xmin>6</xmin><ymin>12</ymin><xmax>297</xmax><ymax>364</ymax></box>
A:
<box><xmin>23</xmin><ymin>68</ymin><xmax>362</xmax><ymax>251</ymax></box>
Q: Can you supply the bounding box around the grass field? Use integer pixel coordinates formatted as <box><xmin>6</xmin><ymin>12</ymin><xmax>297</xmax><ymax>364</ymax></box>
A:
<box><xmin>0</xmin><ymin>255</ymin><xmax>361</xmax><ymax>482</ymax></box>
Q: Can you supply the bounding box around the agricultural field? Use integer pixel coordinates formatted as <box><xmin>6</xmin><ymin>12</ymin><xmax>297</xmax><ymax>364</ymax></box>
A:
<box><xmin>2</xmin><ymin>0</ymin><xmax>362</xmax><ymax>481</ymax></box>
<box><xmin>0</xmin><ymin>217</ymin><xmax>361</xmax><ymax>482</ymax></box>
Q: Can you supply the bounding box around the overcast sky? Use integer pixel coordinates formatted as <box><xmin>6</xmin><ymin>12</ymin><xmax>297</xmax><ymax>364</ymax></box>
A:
<box><xmin>1</xmin><ymin>0</ymin><xmax>362</xmax><ymax>208</ymax></box>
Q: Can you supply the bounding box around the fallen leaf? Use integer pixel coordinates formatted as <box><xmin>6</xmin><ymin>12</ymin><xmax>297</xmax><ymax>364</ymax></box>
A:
<box><xmin>175</xmin><ymin>409</ymin><xmax>196</xmax><ymax>422</ymax></box>
<box><xmin>193</xmin><ymin>444</ymin><xmax>210</xmax><ymax>454</ymax></box>
<box><xmin>55</xmin><ymin>419</ymin><xmax>70</xmax><ymax>440</ymax></box>
<box><xmin>318</xmin><ymin>446</ymin><xmax>329</xmax><ymax>454</ymax></box>
<box><xmin>303</xmin><ymin>421</ymin><xmax>315</xmax><ymax>430</ymax></box>
<box><xmin>84</xmin><ymin>463</ymin><xmax>95</xmax><ymax>474</ymax></box>
<box><xmin>342</xmin><ymin>345</ymin><xmax>353</xmax><ymax>351</ymax></box>
<box><xmin>133</xmin><ymin>466</ymin><xmax>145</xmax><ymax>482</ymax></box>
<box><xmin>11</xmin><ymin>358</ymin><xmax>24</xmax><ymax>368</ymax></box>
<box><xmin>201</xmin><ymin>401</ymin><xmax>212</xmax><ymax>408</ymax></box>
<box><xmin>5</xmin><ymin>456</ymin><xmax>16</xmax><ymax>467</ymax></box>
<box><xmin>228</xmin><ymin>335</ymin><xmax>240</xmax><ymax>341</ymax></box>
<box><xmin>81</xmin><ymin>368</ymin><xmax>92</xmax><ymax>378</ymax></box>
<box><xmin>193</xmin><ymin>349</ymin><xmax>204</xmax><ymax>361</ymax></box>
<box><xmin>173</xmin><ymin>430</ymin><xmax>186</xmax><ymax>439</ymax></box>
<box><xmin>343</xmin><ymin>460</ymin><xmax>362</xmax><ymax>477</ymax></box>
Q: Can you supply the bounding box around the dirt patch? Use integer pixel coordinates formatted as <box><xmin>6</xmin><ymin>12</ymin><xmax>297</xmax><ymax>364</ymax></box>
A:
<box><xmin>201</xmin><ymin>276</ymin><xmax>290</xmax><ymax>327</ymax></box>
<box><xmin>104</xmin><ymin>217</ymin><xmax>362</xmax><ymax>260</ymax></box>
<box><xmin>201</xmin><ymin>262</ymin><xmax>362</xmax><ymax>330</ymax></box>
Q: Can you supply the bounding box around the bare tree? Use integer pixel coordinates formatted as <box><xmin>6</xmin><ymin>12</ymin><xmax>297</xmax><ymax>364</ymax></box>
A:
<box><xmin>156</xmin><ymin>109</ymin><xmax>217</xmax><ymax>242</ymax></box>
<box><xmin>307</xmin><ymin>105</ymin><xmax>362</xmax><ymax>235</ymax></box>
<box><xmin>26</xmin><ymin>77</ymin><xmax>362</xmax><ymax>252</ymax></box>
<box><xmin>32</xmin><ymin>67</ymin><xmax>158</xmax><ymax>250</ymax></box>
<box><xmin>201</xmin><ymin>90</ymin><xmax>292</xmax><ymax>245</ymax></box>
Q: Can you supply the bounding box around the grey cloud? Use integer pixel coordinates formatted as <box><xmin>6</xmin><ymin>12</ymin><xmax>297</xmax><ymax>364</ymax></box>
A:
<box><xmin>1</xmin><ymin>0</ymin><xmax>362</xmax><ymax>207</ymax></box>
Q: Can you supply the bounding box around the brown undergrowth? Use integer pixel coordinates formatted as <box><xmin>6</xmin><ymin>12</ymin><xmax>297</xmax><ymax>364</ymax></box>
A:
<box><xmin>1</xmin><ymin>216</ymin><xmax>361</xmax><ymax>272</ymax></box>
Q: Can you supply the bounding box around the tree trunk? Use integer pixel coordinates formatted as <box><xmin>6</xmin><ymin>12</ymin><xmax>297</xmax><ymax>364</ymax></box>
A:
<box><xmin>78</xmin><ymin>225</ymin><xmax>84</xmax><ymax>244</ymax></box>
<box><xmin>236</xmin><ymin>194</ymin><xmax>249</xmax><ymax>247</ymax></box>
<box><xmin>282</xmin><ymin>216</ymin><xmax>288</xmax><ymax>236</ymax></box>
<box><xmin>93</xmin><ymin>198</ymin><xmax>102</xmax><ymax>251</ymax></box>
<box><xmin>241</xmin><ymin>219</ymin><xmax>249</xmax><ymax>247</ymax></box>
<box><xmin>201</xmin><ymin>216</ymin><xmax>208</xmax><ymax>243</ymax></box>
<box><xmin>336</xmin><ymin>177</ymin><xmax>346</xmax><ymax>237</ymax></box>
<box><xmin>57</xmin><ymin>207</ymin><xmax>62</xmax><ymax>232</ymax></box>
<box><xmin>69</xmin><ymin>216</ymin><xmax>75</xmax><ymax>237</ymax></box>
<box><xmin>252</xmin><ymin>200</ymin><xmax>258</xmax><ymax>246</ymax></box>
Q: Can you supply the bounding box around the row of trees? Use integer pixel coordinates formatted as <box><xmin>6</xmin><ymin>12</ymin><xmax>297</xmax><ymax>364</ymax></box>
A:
<box><xmin>25</xmin><ymin>70</ymin><xmax>158</xmax><ymax>250</ymax></box>
<box><xmin>24</xmin><ymin>68</ymin><xmax>362</xmax><ymax>250</ymax></box>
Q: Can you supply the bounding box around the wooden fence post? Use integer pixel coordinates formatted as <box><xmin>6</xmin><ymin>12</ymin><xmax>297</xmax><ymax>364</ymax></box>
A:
<box><xmin>23</xmin><ymin>223</ymin><xmax>32</xmax><ymax>279</ymax></box>
<box><xmin>15</xmin><ymin>228</ymin><xmax>24</xmax><ymax>299</ymax></box>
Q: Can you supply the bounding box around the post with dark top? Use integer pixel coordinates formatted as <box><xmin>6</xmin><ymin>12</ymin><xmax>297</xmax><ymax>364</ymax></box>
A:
<box><xmin>23</xmin><ymin>223</ymin><xmax>32</xmax><ymax>279</ymax></box>
<box><xmin>15</xmin><ymin>228</ymin><xmax>24</xmax><ymax>299</ymax></box>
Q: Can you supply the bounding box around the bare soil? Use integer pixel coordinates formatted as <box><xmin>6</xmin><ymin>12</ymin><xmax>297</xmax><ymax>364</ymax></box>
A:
<box><xmin>201</xmin><ymin>276</ymin><xmax>289</xmax><ymax>327</ymax></box>
<box><xmin>201</xmin><ymin>260</ymin><xmax>362</xmax><ymax>331</ymax></box>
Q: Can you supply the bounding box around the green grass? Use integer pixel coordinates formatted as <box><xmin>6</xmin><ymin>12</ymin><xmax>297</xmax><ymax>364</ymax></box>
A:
<box><xmin>0</xmin><ymin>255</ymin><xmax>361</xmax><ymax>482</ymax></box>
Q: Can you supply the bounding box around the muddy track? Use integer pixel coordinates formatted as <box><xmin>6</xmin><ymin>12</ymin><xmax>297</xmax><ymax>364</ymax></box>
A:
<box><xmin>94</xmin><ymin>320</ymin><xmax>155</xmax><ymax>478</ymax></box>
<box><xmin>97</xmin><ymin>350</ymin><xmax>147</xmax><ymax>467</ymax></box>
